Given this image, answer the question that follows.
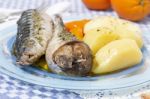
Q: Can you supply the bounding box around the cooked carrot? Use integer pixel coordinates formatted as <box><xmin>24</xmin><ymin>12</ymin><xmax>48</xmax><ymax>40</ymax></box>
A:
<box><xmin>65</xmin><ymin>19</ymin><xmax>90</xmax><ymax>40</ymax></box>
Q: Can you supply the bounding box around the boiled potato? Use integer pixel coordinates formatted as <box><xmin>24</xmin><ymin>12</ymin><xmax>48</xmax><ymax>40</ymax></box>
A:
<box><xmin>83</xmin><ymin>27</ymin><xmax>119</xmax><ymax>54</ymax></box>
<box><xmin>115</xmin><ymin>26</ymin><xmax>143</xmax><ymax>48</ymax></box>
<box><xmin>84</xmin><ymin>16</ymin><xmax>143</xmax><ymax>48</ymax></box>
<box><xmin>92</xmin><ymin>39</ymin><xmax>142</xmax><ymax>74</ymax></box>
<box><xmin>84</xmin><ymin>16</ymin><xmax>117</xmax><ymax>33</ymax></box>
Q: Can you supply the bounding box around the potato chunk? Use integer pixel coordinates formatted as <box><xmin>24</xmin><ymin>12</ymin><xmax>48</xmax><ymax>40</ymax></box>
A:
<box><xmin>84</xmin><ymin>16</ymin><xmax>143</xmax><ymax>48</ymax></box>
<box><xmin>92</xmin><ymin>39</ymin><xmax>142</xmax><ymax>74</ymax></box>
<box><xmin>83</xmin><ymin>27</ymin><xmax>119</xmax><ymax>54</ymax></box>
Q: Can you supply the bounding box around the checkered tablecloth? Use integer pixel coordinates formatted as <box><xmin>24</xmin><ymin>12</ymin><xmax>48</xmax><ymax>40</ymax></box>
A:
<box><xmin>0</xmin><ymin>0</ymin><xmax>150</xmax><ymax>99</ymax></box>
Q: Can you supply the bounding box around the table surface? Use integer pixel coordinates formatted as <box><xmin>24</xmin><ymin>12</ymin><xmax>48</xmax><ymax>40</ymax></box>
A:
<box><xmin>0</xmin><ymin>0</ymin><xmax>150</xmax><ymax>99</ymax></box>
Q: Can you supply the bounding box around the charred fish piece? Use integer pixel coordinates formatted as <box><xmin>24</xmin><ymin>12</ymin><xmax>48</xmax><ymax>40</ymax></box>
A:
<box><xmin>46</xmin><ymin>15</ymin><xmax>92</xmax><ymax>76</ymax></box>
<box><xmin>13</xmin><ymin>9</ymin><xmax>54</xmax><ymax>65</ymax></box>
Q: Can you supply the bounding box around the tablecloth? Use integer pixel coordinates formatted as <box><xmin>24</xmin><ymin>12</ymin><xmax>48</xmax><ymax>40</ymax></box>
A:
<box><xmin>0</xmin><ymin>0</ymin><xmax>150</xmax><ymax>99</ymax></box>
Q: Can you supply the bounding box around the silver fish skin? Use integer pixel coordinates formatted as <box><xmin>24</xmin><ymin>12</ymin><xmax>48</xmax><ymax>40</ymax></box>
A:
<box><xmin>46</xmin><ymin>15</ymin><xmax>93</xmax><ymax>76</ymax></box>
<box><xmin>13</xmin><ymin>9</ymin><xmax>54</xmax><ymax>65</ymax></box>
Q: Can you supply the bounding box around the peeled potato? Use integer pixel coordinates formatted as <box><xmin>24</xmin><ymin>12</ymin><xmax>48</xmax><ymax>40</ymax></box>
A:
<box><xmin>84</xmin><ymin>16</ymin><xmax>143</xmax><ymax>48</ymax></box>
<box><xmin>84</xmin><ymin>16</ymin><xmax>117</xmax><ymax>33</ymax></box>
<box><xmin>83</xmin><ymin>27</ymin><xmax>119</xmax><ymax>55</ymax></box>
<box><xmin>115</xmin><ymin>26</ymin><xmax>143</xmax><ymax>48</ymax></box>
<box><xmin>92</xmin><ymin>39</ymin><xmax>142</xmax><ymax>74</ymax></box>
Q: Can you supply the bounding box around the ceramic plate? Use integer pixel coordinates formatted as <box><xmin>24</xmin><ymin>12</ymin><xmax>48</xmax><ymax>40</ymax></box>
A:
<box><xmin>0</xmin><ymin>16</ymin><xmax>150</xmax><ymax>91</ymax></box>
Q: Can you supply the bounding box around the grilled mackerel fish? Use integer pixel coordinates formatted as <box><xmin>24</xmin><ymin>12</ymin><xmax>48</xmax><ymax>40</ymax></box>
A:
<box><xmin>13</xmin><ymin>9</ymin><xmax>53</xmax><ymax>65</ymax></box>
<box><xmin>46</xmin><ymin>15</ymin><xmax>93</xmax><ymax>76</ymax></box>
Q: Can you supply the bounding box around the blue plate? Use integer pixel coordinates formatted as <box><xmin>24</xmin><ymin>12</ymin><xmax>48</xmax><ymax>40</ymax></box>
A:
<box><xmin>0</xmin><ymin>16</ymin><xmax>150</xmax><ymax>90</ymax></box>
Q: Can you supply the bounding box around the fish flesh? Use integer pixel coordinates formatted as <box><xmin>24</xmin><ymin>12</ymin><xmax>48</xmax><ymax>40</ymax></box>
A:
<box><xmin>46</xmin><ymin>15</ymin><xmax>92</xmax><ymax>76</ymax></box>
<box><xmin>13</xmin><ymin>9</ymin><xmax>54</xmax><ymax>65</ymax></box>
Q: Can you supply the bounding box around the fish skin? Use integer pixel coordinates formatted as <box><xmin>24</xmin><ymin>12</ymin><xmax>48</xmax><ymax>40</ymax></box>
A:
<box><xmin>13</xmin><ymin>9</ymin><xmax>54</xmax><ymax>65</ymax></box>
<box><xmin>46</xmin><ymin>15</ymin><xmax>93</xmax><ymax>76</ymax></box>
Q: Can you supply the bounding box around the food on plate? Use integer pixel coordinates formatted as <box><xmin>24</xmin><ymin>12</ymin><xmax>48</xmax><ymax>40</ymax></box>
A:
<box><xmin>92</xmin><ymin>39</ymin><xmax>143</xmax><ymax>74</ymax></box>
<box><xmin>84</xmin><ymin>16</ymin><xmax>143</xmax><ymax>48</ymax></box>
<box><xmin>13</xmin><ymin>9</ymin><xmax>54</xmax><ymax>65</ymax></box>
<box><xmin>116</xmin><ymin>26</ymin><xmax>143</xmax><ymax>48</ymax></box>
<box><xmin>82</xmin><ymin>0</ymin><xmax>111</xmax><ymax>10</ymax></box>
<box><xmin>34</xmin><ymin>56</ymin><xmax>50</xmax><ymax>71</ymax></box>
<box><xmin>141</xmin><ymin>92</ymin><xmax>150</xmax><ymax>99</ymax></box>
<box><xmin>111</xmin><ymin>0</ymin><xmax>150</xmax><ymax>21</ymax></box>
<box><xmin>46</xmin><ymin>15</ymin><xmax>92</xmax><ymax>76</ymax></box>
<box><xmin>84</xmin><ymin>16</ymin><xmax>115</xmax><ymax>33</ymax></box>
<box><xmin>83</xmin><ymin>27</ymin><xmax>119</xmax><ymax>54</ymax></box>
<box><xmin>12</xmin><ymin>9</ymin><xmax>144</xmax><ymax>76</ymax></box>
<box><xmin>65</xmin><ymin>19</ymin><xmax>90</xmax><ymax>40</ymax></box>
